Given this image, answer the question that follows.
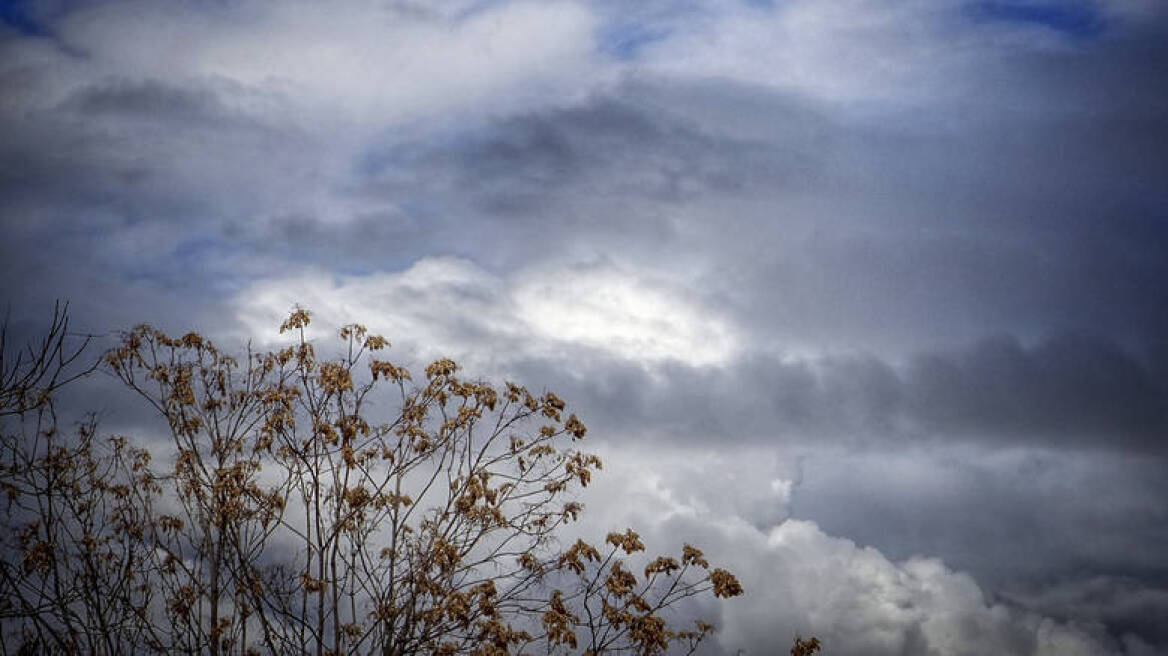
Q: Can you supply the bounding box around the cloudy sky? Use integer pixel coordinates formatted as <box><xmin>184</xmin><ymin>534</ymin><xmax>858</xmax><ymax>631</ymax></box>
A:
<box><xmin>3</xmin><ymin>0</ymin><xmax>1168</xmax><ymax>653</ymax></box>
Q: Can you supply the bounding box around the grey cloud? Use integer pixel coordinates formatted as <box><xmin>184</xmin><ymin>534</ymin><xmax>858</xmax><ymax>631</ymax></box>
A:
<box><xmin>9</xmin><ymin>59</ymin><xmax>1166</xmax><ymax>356</ymax></box>
<box><xmin>1003</xmin><ymin>577</ymin><xmax>1168</xmax><ymax>651</ymax></box>
<box><xmin>505</xmin><ymin>332</ymin><xmax>1168</xmax><ymax>452</ymax></box>
<box><xmin>346</xmin><ymin>73</ymin><xmax>1168</xmax><ymax>354</ymax></box>
<box><xmin>63</xmin><ymin>78</ymin><xmax>229</xmax><ymax>123</ymax></box>
<box><xmin>792</xmin><ymin>447</ymin><xmax>1168</xmax><ymax>583</ymax></box>
<box><xmin>356</xmin><ymin>91</ymin><xmax>823</xmax><ymax>237</ymax></box>
<box><xmin>574</xmin><ymin>484</ymin><xmax>1145</xmax><ymax>655</ymax></box>
<box><xmin>789</xmin><ymin>447</ymin><xmax>1168</xmax><ymax>650</ymax></box>
<box><xmin>906</xmin><ymin>334</ymin><xmax>1168</xmax><ymax>447</ymax></box>
<box><xmin>569</xmin><ymin>437</ymin><xmax>1168</xmax><ymax>651</ymax></box>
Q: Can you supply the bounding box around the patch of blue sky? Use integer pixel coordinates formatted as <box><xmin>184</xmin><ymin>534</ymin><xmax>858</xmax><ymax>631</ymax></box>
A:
<box><xmin>355</xmin><ymin>143</ymin><xmax>411</xmax><ymax>179</ymax></box>
<box><xmin>0</xmin><ymin>0</ymin><xmax>46</xmax><ymax>36</ymax></box>
<box><xmin>167</xmin><ymin>236</ymin><xmax>242</xmax><ymax>287</ymax></box>
<box><xmin>100</xmin><ymin>236</ymin><xmax>223</xmax><ymax>294</ymax></box>
<box><xmin>963</xmin><ymin>1</ymin><xmax>1106</xmax><ymax>39</ymax></box>
<box><xmin>171</xmin><ymin>236</ymin><xmax>224</xmax><ymax>263</ymax></box>
<box><xmin>598</xmin><ymin>22</ymin><xmax>671</xmax><ymax>60</ymax></box>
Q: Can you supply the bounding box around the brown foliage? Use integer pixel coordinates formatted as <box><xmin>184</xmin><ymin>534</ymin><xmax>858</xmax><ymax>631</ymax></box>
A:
<box><xmin>791</xmin><ymin>636</ymin><xmax>822</xmax><ymax>656</ymax></box>
<box><xmin>1</xmin><ymin>308</ymin><xmax>747</xmax><ymax>655</ymax></box>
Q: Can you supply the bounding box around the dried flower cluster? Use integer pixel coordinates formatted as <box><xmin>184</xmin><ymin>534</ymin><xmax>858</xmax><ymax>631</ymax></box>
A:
<box><xmin>1</xmin><ymin>308</ymin><xmax>747</xmax><ymax>655</ymax></box>
<box><xmin>791</xmin><ymin>636</ymin><xmax>822</xmax><ymax>656</ymax></box>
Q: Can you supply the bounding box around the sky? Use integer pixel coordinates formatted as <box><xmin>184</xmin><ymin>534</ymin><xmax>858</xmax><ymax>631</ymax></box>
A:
<box><xmin>2</xmin><ymin>0</ymin><xmax>1167</xmax><ymax>653</ymax></box>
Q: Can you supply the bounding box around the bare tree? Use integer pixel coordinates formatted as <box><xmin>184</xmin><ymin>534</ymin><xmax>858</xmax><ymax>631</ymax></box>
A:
<box><xmin>0</xmin><ymin>301</ymin><xmax>93</xmax><ymax>418</ymax></box>
<box><xmin>3</xmin><ymin>308</ymin><xmax>746</xmax><ymax>655</ymax></box>
<box><xmin>0</xmin><ymin>302</ymin><xmax>128</xmax><ymax>654</ymax></box>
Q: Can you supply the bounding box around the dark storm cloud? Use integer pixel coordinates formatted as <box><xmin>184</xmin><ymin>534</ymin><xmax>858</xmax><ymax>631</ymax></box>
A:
<box><xmin>63</xmin><ymin>78</ymin><xmax>230</xmax><ymax>123</ymax></box>
<box><xmin>0</xmin><ymin>74</ymin><xmax>272</xmax><ymax>205</ymax></box>
<box><xmin>793</xmin><ymin>446</ymin><xmax>1168</xmax><ymax>582</ymax></box>
<box><xmin>501</xmin><ymin>331</ymin><xmax>1168</xmax><ymax>452</ymax></box>
<box><xmin>0</xmin><ymin>63</ymin><xmax>323</xmax><ymax>333</ymax></box>
<box><xmin>357</xmin><ymin>93</ymin><xmax>818</xmax><ymax>232</ymax></box>
<box><xmin>907</xmin><ymin>334</ymin><xmax>1168</xmax><ymax>447</ymax></box>
<box><xmin>1004</xmin><ymin>577</ymin><xmax>1168</xmax><ymax>649</ymax></box>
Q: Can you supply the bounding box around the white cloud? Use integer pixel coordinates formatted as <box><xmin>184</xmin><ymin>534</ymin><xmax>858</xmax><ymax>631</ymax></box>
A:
<box><xmin>631</xmin><ymin>0</ymin><xmax>1164</xmax><ymax>108</ymax></box>
<box><xmin>587</xmin><ymin>442</ymin><xmax>799</xmax><ymax>529</ymax></box>
<box><xmin>636</xmin><ymin>0</ymin><xmax>969</xmax><ymax>105</ymax></box>
<box><xmin>40</xmin><ymin>0</ymin><xmax>603</xmax><ymax>128</ymax></box>
<box><xmin>512</xmin><ymin>263</ymin><xmax>738</xmax><ymax>367</ymax></box>
<box><xmin>233</xmin><ymin>256</ymin><xmax>516</xmax><ymax>358</ymax></box>
<box><xmin>234</xmin><ymin>256</ymin><xmax>739</xmax><ymax>368</ymax></box>
<box><xmin>569</xmin><ymin>443</ymin><xmax>1135</xmax><ymax>655</ymax></box>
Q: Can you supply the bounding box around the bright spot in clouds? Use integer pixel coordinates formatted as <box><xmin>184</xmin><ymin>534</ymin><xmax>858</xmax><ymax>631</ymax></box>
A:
<box><xmin>513</xmin><ymin>265</ymin><xmax>737</xmax><ymax>366</ymax></box>
<box><xmin>235</xmin><ymin>257</ymin><xmax>738</xmax><ymax>367</ymax></box>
